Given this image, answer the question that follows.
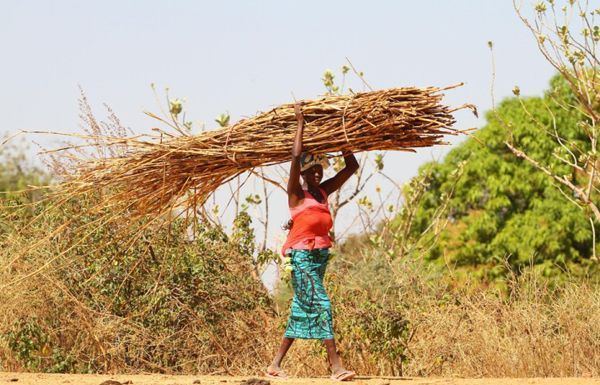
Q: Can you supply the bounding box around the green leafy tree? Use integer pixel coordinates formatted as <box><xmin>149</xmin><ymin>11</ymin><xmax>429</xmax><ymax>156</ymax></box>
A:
<box><xmin>409</xmin><ymin>75</ymin><xmax>598</xmax><ymax>280</ymax></box>
<box><xmin>507</xmin><ymin>0</ymin><xmax>599</xmax><ymax>230</ymax></box>
<box><xmin>0</xmin><ymin>139</ymin><xmax>49</xmax><ymax>201</ymax></box>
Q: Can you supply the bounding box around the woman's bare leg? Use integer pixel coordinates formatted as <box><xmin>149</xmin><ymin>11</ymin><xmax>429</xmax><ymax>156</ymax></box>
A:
<box><xmin>268</xmin><ymin>337</ymin><xmax>295</xmax><ymax>374</ymax></box>
<box><xmin>323</xmin><ymin>338</ymin><xmax>346</xmax><ymax>374</ymax></box>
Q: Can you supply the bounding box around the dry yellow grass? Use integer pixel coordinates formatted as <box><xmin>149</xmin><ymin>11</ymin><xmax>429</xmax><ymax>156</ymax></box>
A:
<box><xmin>2</xmin><ymin>229</ymin><xmax>598</xmax><ymax>378</ymax></box>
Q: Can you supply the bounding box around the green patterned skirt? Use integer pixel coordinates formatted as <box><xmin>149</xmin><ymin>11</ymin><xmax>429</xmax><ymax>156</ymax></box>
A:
<box><xmin>284</xmin><ymin>248</ymin><xmax>334</xmax><ymax>340</ymax></box>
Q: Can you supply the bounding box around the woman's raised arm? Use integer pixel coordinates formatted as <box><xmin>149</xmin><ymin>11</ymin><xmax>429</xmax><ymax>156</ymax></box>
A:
<box><xmin>320</xmin><ymin>151</ymin><xmax>359</xmax><ymax>195</ymax></box>
<box><xmin>287</xmin><ymin>102</ymin><xmax>305</xmax><ymax>207</ymax></box>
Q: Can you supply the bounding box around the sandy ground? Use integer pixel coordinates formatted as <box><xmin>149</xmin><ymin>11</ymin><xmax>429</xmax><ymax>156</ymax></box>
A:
<box><xmin>1</xmin><ymin>373</ymin><xmax>599</xmax><ymax>385</ymax></box>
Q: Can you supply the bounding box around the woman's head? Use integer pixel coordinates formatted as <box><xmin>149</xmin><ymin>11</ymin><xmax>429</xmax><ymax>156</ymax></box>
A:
<box><xmin>300</xmin><ymin>153</ymin><xmax>329</xmax><ymax>188</ymax></box>
<box><xmin>300</xmin><ymin>153</ymin><xmax>329</xmax><ymax>187</ymax></box>
<box><xmin>301</xmin><ymin>164</ymin><xmax>324</xmax><ymax>187</ymax></box>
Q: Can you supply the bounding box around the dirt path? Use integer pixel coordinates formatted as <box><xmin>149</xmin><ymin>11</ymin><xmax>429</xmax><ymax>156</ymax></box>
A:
<box><xmin>1</xmin><ymin>373</ymin><xmax>599</xmax><ymax>385</ymax></box>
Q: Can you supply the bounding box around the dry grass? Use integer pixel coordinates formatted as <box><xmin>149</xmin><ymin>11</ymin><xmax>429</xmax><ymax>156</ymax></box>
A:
<box><xmin>404</xmin><ymin>277</ymin><xmax>600</xmax><ymax>377</ymax></box>
<box><xmin>288</xmin><ymin>254</ymin><xmax>600</xmax><ymax>378</ymax></box>
<box><xmin>1</xmin><ymin>213</ymin><xmax>598</xmax><ymax>377</ymax></box>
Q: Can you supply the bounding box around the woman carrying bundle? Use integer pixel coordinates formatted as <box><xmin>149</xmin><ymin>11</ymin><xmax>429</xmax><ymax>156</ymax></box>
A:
<box><xmin>266</xmin><ymin>102</ymin><xmax>359</xmax><ymax>381</ymax></box>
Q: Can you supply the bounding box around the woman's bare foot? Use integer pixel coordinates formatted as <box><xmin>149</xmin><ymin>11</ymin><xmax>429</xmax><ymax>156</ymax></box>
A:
<box><xmin>265</xmin><ymin>364</ymin><xmax>289</xmax><ymax>379</ymax></box>
<box><xmin>330</xmin><ymin>366</ymin><xmax>355</xmax><ymax>381</ymax></box>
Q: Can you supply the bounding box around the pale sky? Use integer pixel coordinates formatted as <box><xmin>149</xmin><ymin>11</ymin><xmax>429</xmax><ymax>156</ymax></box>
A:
<box><xmin>1</xmin><ymin>1</ymin><xmax>558</xmax><ymax>267</ymax></box>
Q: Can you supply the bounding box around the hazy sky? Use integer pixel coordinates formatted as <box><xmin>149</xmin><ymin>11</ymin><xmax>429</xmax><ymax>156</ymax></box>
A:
<box><xmin>1</xmin><ymin>1</ymin><xmax>558</xmax><ymax>257</ymax></box>
<box><xmin>2</xmin><ymin>1</ymin><xmax>554</xmax><ymax>138</ymax></box>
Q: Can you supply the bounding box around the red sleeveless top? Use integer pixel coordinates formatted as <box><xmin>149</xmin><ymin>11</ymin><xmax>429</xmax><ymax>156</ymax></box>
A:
<box><xmin>281</xmin><ymin>188</ymin><xmax>333</xmax><ymax>255</ymax></box>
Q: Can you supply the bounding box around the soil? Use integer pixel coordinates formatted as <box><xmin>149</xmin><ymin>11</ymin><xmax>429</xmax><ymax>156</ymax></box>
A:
<box><xmin>1</xmin><ymin>373</ymin><xmax>599</xmax><ymax>385</ymax></box>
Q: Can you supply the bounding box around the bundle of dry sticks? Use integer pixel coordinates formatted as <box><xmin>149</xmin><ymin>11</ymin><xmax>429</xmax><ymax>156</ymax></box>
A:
<box><xmin>55</xmin><ymin>85</ymin><xmax>474</xmax><ymax>219</ymax></box>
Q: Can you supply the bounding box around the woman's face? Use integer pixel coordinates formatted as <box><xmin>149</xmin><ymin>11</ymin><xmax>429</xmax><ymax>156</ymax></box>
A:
<box><xmin>301</xmin><ymin>165</ymin><xmax>323</xmax><ymax>187</ymax></box>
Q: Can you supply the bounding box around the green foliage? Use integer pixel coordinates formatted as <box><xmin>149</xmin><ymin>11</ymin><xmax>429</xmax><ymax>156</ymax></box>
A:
<box><xmin>232</xmin><ymin>210</ymin><xmax>255</xmax><ymax>256</ymax></box>
<box><xmin>169</xmin><ymin>99</ymin><xmax>183</xmax><ymax>117</ymax></box>
<box><xmin>322</xmin><ymin>69</ymin><xmax>339</xmax><ymax>94</ymax></box>
<box><xmin>374</xmin><ymin>153</ymin><xmax>385</xmax><ymax>171</ymax></box>
<box><xmin>3</xmin><ymin>320</ymin><xmax>74</xmax><ymax>373</ymax></box>
<box><xmin>0</xmin><ymin>139</ymin><xmax>49</xmax><ymax>201</ymax></box>
<box><xmin>408</xmin><ymin>75</ymin><xmax>598</xmax><ymax>280</ymax></box>
<box><xmin>215</xmin><ymin>112</ymin><xmax>230</xmax><ymax>128</ymax></box>
<box><xmin>4</xmin><ymin>320</ymin><xmax>48</xmax><ymax>370</ymax></box>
